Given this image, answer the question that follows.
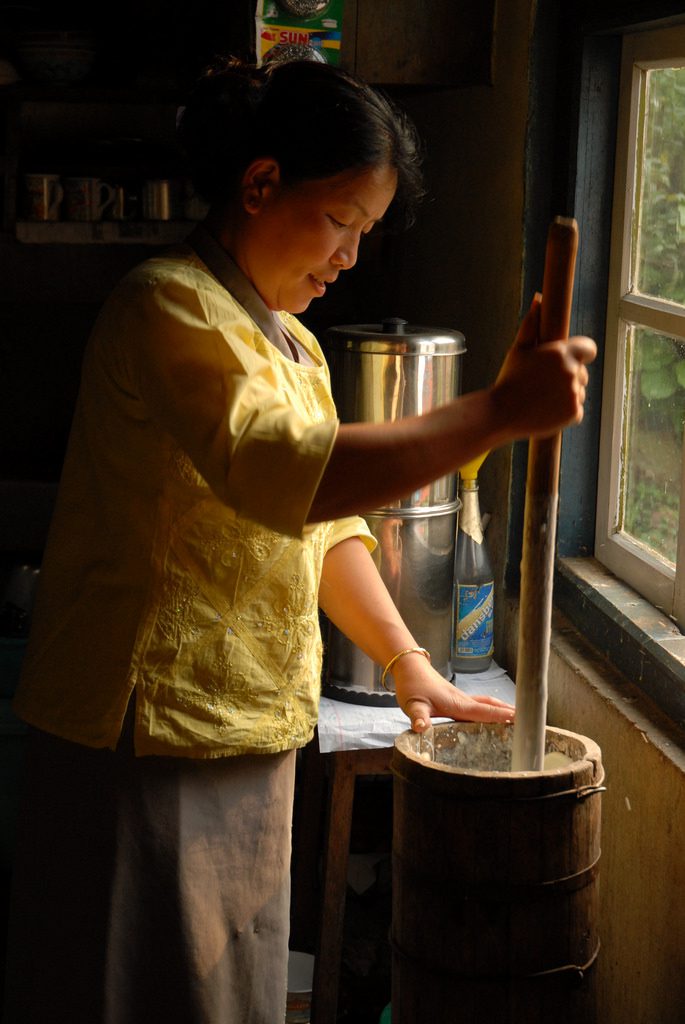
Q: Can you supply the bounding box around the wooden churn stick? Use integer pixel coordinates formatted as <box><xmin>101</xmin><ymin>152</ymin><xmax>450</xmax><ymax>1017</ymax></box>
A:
<box><xmin>511</xmin><ymin>217</ymin><xmax>579</xmax><ymax>771</ymax></box>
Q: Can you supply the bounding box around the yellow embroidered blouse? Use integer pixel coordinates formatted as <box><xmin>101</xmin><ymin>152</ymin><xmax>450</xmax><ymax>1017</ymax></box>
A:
<box><xmin>14</xmin><ymin>236</ymin><xmax>374</xmax><ymax>757</ymax></box>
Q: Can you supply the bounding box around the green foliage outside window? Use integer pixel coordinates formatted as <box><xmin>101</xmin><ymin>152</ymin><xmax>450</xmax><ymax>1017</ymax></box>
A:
<box><xmin>623</xmin><ymin>67</ymin><xmax>685</xmax><ymax>563</ymax></box>
<box><xmin>624</xmin><ymin>330</ymin><xmax>683</xmax><ymax>563</ymax></box>
<box><xmin>636</xmin><ymin>67</ymin><xmax>685</xmax><ymax>304</ymax></box>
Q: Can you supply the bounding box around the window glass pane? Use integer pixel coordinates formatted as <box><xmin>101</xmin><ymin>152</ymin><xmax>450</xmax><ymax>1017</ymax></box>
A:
<box><xmin>622</xmin><ymin>326</ymin><xmax>684</xmax><ymax>564</ymax></box>
<box><xmin>635</xmin><ymin>66</ymin><xmax>685</xmax><ymax>304</ymax></box>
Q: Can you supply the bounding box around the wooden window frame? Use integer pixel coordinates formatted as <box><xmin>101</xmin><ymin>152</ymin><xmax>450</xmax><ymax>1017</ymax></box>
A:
<box><xmin>595</xmin><ymin>24</ymin><xmax>685</xmax><ymax>624</ymax></box>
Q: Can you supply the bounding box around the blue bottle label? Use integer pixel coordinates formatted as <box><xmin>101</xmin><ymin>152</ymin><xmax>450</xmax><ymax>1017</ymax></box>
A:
<box><xmin>455</xmin><ymin>582</ymin><xmax>494</xmax><ymax>658</ymax></box>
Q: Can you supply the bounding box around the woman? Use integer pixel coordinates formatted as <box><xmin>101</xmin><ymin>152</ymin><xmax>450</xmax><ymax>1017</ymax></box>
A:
<box><xmin>4</xmin><ymin>59</ymin><xmax>596</xmax><ymax>1023</ymax></box>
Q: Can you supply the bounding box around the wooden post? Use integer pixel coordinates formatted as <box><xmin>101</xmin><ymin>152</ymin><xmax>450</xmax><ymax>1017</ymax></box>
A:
<box><xmin>511</xmin><ymin>217</ymin><xmax>579</xmax><ymax>771</ymax></box>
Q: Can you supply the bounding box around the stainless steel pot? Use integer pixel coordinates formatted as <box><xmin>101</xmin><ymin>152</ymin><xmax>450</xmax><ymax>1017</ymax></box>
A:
<box><xmin>323</xmin><ymin>318</ymin><xmax>466</xmax><ymax>706</ymax></box>
<box><xmin>324</xmin><ymin>319</ymin><xmax>465</xmax><ymax>509</ymax></box>
<box><xmin>325</xmin><ymin>502</ymin><xmax>460</xmax><ymax>705</ymax></box>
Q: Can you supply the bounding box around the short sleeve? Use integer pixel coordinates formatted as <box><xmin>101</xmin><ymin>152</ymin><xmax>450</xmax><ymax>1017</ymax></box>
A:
<box><xmin>326</xmin><ymin>515</ymin><xmax>377</xmax><ymax>554</ymax></box>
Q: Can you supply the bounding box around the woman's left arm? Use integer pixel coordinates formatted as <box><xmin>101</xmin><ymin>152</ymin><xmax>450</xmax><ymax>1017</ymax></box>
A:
<box><xmin>319</xmin><ymin>537</ymin><xmax>515</xmax><ymax>732</ymax></box>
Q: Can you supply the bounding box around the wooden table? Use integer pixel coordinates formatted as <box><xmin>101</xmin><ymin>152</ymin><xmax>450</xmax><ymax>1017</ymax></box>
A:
<box><xmin>292</xmin><ymin>674</ymin><xmax>515</xmax><ymax>1023</ymax></box>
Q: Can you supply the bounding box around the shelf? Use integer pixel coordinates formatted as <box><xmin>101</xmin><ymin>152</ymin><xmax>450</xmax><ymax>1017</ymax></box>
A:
<box><xmin>0</xmin><ymin>82</ymin><xmax>183</xmax><ymax>105</ymax></box>
<box><xmin>15</xmin><ymin>220</ymin><xmax>195</xmax><ymax>245</ymax></box>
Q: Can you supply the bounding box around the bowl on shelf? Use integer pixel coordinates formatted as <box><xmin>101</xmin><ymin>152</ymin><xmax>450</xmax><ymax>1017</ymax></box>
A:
<box><xmin>16</xmin><ymin>29</ymin><xmax>97</xmax><ymax>83</ymax></box>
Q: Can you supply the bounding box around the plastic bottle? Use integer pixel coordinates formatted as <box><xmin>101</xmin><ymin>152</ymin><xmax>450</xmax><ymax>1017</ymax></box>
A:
<box><xmin>452</xmin><ymin>462</ymin><xmax>494</xmax><ymax>673</ymax></box>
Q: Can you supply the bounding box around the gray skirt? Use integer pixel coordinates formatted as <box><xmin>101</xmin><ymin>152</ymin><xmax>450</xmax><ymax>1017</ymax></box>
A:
<box><xmin>3</xmin><ymin>713</ymin><xmax>296</xmax><ymax>1024</ymax></box>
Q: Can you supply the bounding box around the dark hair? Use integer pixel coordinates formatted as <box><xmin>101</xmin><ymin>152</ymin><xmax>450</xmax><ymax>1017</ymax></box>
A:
<box><xmin>177</xmin><ymin>57</ymin><xmax>424</xmax><ymax>230</ymax></box>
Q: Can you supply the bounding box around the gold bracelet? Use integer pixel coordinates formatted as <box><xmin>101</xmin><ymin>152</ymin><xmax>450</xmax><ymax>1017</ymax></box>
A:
<box><xmin>380</xmin><ymin>647</ymin><xmax>431</xmax><ymax>692</ymax></box>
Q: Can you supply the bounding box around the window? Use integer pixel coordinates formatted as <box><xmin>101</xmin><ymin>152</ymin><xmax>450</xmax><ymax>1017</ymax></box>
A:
<box><xmin>596</xmin><ymin>24</ymin><xmax>685</xmax><ymax>624</ymax></box>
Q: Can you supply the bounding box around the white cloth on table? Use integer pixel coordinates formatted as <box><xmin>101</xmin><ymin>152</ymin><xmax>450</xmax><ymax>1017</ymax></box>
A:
<box><xmin>317</xmin><ymin>662</ymin><xmax>515</xmax><ymax>753</ymax></box>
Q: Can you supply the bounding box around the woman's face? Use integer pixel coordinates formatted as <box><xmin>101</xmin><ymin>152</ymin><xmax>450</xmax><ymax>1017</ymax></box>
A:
<box><xmin>237</xmin><ymin>162</ymin><xmax>398</xmax><ymax>313</ymax></box>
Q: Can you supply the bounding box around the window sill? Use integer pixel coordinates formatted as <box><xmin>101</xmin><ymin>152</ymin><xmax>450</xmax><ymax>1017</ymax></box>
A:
<box><xmin>554</xmin><ymin>556</ymin><xmax>685</xmax><ymax>729</ymax></box>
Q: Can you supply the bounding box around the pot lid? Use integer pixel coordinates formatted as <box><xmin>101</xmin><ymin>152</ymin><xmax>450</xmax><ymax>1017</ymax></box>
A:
<box><xmin>325</xmin><ymin>317</ymin><xmax>466</xmax><ymax>355</ymax></box>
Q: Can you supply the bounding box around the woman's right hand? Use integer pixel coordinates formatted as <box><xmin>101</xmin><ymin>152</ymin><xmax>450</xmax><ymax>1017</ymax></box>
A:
<box><xmin>490</xmin><ymin>293</ymin><xmax>597</xmax><ymax>440</ymax></box>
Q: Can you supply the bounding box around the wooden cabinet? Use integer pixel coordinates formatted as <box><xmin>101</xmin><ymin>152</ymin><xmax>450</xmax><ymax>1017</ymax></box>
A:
<box><xmin>341</xmin><ymin>0</ymin><xmax>496</xmax><ymax>86</ymax></box>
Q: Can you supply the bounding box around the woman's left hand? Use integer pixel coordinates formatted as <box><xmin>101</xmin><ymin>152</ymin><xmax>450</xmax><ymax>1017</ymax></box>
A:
<box><xmin>391</xmin><ymin>652</ymin><xmax>515</xmax><ymax>733</ymax></box>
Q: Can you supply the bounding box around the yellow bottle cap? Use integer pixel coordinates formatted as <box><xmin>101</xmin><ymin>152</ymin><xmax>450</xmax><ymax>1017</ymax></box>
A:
<box><xmin>459</xmin><ymin>450</ymin><xmax>489</xmax><ymax>482</ymax></box>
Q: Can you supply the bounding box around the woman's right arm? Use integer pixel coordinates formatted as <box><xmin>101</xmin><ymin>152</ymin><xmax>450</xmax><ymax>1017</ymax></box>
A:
<box><xmin>307</xmin><ymin>295</ymin><xmax>596</xmax><ymax>523</ymax></box>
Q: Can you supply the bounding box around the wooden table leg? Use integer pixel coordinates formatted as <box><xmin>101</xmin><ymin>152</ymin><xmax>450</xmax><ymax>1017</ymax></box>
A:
<box><xmin>310</xmin><ymin>747</ymin><xmax>393</xmax><ymax>1024</ymax></box>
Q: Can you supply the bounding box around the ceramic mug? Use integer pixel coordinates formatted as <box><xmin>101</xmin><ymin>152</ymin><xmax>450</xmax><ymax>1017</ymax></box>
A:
<box><xmin>24</xmin><ymin>172</ymin><xmax>63</xmax><ymax>221</ymax></box>
<box><xmin>63</xmin><ymin>176</ymin><xmax>116</xmax><ymax>222</ymax></box>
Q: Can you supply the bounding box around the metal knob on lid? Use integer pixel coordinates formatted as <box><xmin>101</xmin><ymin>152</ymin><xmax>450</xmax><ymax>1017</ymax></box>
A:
<box><xmin>382</xmin><ymin>317</ymin><xmax>408</xmax><ymax>334</ymax></box>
